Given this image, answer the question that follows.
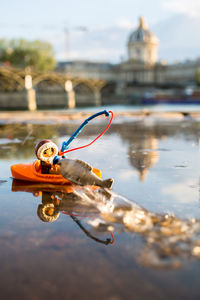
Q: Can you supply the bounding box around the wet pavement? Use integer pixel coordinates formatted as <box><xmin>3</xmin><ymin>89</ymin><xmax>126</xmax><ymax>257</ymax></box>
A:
<box><xmin>0</xmin><ymin>116</ymin><xmax>200</xmax><ymax>299</ymax></box>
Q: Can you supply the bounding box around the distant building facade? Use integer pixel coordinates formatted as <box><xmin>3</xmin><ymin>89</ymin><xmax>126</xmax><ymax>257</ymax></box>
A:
<box><xmin>1</xmin><ymin>16</ymin><xmax>200</xmax><ymax>110</ymax></box>
<box><xmin>56</xmin><ymin>17</ymin><xmax>200</xmax><ymax>103</ymax></box>
<box><xmin>127</xmin><ymin>16</ymin><xmax>158</xmax><ymax>65</ymax></box>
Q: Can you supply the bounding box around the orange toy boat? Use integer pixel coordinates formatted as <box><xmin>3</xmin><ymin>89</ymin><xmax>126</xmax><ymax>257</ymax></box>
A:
<box><xmin>11</xmin><ymin>160</ymin><xmax>101</xmax><ymax>184</ymax></box>
<box><xmin>10</xmin><ymin>110</ymin><xmax>113</xmax><ymax>185</ymax></box>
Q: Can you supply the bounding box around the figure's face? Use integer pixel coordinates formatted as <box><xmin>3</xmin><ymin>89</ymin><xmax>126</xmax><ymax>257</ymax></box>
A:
<box><xmin>43</xmin><ymin>147</ymin><xmax>56</xmax><ymax>158</ymax></box>
<box><xmin>36</xmin><ymin>141</ymin><xmax>58</xmax><ymax>163</ymax></box>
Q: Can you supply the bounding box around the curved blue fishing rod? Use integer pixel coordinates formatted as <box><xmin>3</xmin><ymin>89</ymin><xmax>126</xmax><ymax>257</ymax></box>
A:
<box><xmin>61</xmin><ymin>110</ymin><xmax>110</xmax><ymax>153</ymax></box>
<box><xmin>53</xmin><ymin>110</ymin><xmax>110</xmax><ymax>164</ymax></box>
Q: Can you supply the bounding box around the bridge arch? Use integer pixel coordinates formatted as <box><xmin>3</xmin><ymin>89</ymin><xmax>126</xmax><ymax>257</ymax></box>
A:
<box><xmin>0</xmin><ymin>67</ymin><xmax>110</xmax><ymax>109</ymax></box>
<box><xmin>32</xmin><ymin>74</ymin><xmax>66</xmax><ymax>109</ymax></box>
<box><xmin>33</xmin><ymin>73</ymin><xmax>65</xmax><ymax>89</ymax></box>
<box><xmin>101</xmin><ymin>82</ymin><xmax>117</xmax><ymax>105</ymax></box>
<box><xmin>0</xmin><ymin>68</ymin><xmax>24</xmax><ymax>91</ymax></box>
<box><xmin>73</xmin><ymin>81</ymin><xmax>94</xmax><ymax>107</ymax></box>
<box><xmin>72</xmin><ymin>79</ymin><xmax>95</xmax><ymax>91</ymax></box>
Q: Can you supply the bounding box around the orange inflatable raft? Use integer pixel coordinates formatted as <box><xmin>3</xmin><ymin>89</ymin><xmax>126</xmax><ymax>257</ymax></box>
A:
<box><xmin>11</xmin><ymin>160</ymin><xmax>101</xmax><ymax>184</ymax></box>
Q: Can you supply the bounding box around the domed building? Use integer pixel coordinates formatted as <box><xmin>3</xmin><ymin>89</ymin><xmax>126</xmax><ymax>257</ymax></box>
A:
<box><xmin>116</xmin><ymin>16</ymin><xmax>164</xmax><ymax>88</ymax></box>
<box><xmin>128</xmin><ymin>136</ymin><xmax>159</xmax><ymax>182</ymax></box>
<box><xmin>55</xmin><ymin>15</ymin><xmax>199</xmax><ymax>109</ymax></box>
<box><xmin>127</xmin><ymin>16</ymin><xmax>158</xmax><ymax>65</ymax></box>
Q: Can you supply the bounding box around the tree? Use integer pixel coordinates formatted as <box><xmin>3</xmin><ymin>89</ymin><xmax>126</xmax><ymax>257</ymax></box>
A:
<box><xmin>195</xmin><ymin>67</ymin><xmax>200</xmax><ymax>86</ymax></box>
<box><xmin>0</xmin><ymin>38</ymin><xmax>56</xmax><ymax>71</ymax></box>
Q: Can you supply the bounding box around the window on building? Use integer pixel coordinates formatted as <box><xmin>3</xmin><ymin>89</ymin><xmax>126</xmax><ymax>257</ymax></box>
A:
<box><xmin>136</xmin><ymin>48</ymin><xmax>141</xmax><ymax>56</ymax></box>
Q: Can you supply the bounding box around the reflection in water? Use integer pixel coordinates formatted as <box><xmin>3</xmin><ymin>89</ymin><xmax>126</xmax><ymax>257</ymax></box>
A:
<box><xmin>0</xmin><ymin>124</ymin><xmax>59</xmax><ymax>159</ymax></box>
<box><xmin>129</xmin><ymin>135</ymin><xmax>159</xmax><ymax>181</ymax></box>
<box><xmin>0</xmin><ymin>180</ymin><xmax>7</xmax><ymax>184</ymax></box>
<box><xmin>12</xmin><ymin>180</ymin><xmax>200</xmax><ymax>269</ymax></box>
<box><xmin>2</xmin><ymin>119</ymin><xmax>199</xmax><ymax>182</ymax></box>
<box><xmin>2</xmin><ymin>118</ymin><xmax>200</xmax><ymax>298</ymax></box>
<box><xmin>12</xmin><ymin>180</ymin><xmax>114</xmax><ymax>246</ymax></box>
<box><xmin>70</xmin><ymin>216</ymin><xmax>114</xmax><ymax>245</ymax></box>
<box><xmin>3</xmin><ymin>119</ymin><xmax>200</xmax><ymax>270</ymax></box>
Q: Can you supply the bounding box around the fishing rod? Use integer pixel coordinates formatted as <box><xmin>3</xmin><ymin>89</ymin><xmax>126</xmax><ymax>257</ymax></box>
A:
<box><xmin>53</xmin><ymin>110</ymin><xmax>113</xmax><ymax>164</ymax></box>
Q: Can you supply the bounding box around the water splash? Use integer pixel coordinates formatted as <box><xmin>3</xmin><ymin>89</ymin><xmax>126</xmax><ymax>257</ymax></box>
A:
<box><xmin>58</xmin><ymin>187</ymin><xmax>200</xmax><ymax>268</ymax></box>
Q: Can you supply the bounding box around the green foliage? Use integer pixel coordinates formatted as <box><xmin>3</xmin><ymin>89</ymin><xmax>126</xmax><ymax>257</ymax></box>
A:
<box><xmin>0</xmin><ymin>38</ymin><xmax>56</xmax><ymax>71</ymax></box>
<box><xmin>195</xmin><ymin>67</ymin><xmax>200</xmax><ymax>86</ymax></box>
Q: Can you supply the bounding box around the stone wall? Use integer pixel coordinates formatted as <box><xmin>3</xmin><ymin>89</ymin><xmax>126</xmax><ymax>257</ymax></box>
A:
<box><xmin>0</xmin><ymin>91</ymin><xmax>102</xmax><ymax>110</ymax></box>
<box><xmin>36</xmin><ymin>93</ymin><xmax>67</xmax><ymax>109</ymax></box>
<box><xmin>0</xmin><ymin>92</ymin><xmax>27</xmax><ymax>110</ymax></box>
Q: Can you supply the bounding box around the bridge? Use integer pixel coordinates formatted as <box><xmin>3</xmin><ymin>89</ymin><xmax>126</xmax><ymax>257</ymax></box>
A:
<box><xmin>0</xmin><ymin>67</ymin><xmax>116</xmax><ymax>110</ymax></box>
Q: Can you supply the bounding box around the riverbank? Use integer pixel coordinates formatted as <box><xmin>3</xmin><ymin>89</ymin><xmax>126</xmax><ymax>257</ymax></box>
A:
<box><xmin>1</xmin><ymin>109</ymin><xmax>200</xmax><ymax>124</ymax></box>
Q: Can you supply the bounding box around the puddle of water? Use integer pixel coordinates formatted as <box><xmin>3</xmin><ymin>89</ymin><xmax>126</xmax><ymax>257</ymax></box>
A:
<box><xmin>0</xmin><ymin>119</ymin><xmax>200</xmax><ymax>299</ymax></box>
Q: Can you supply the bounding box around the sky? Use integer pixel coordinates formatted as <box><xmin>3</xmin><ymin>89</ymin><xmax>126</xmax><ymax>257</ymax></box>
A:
<box><xmin>0</xmin><ymin>0</ymin><xmax>200</xmax><ymax>63</ymax></box>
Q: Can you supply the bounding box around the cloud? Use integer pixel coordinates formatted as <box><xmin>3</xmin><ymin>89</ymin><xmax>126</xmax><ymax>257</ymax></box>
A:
<box><xmin>57</xmin><ymin>47</ymin><xmax>123</xmax><ymax>62</ymax></box>
<box><xmin>116</xmin><ymin>18</ymin><xmax>136</xmax><ymax>30</ymax></box>
<box><xmin>45</xmin><ymin>4</ymin><xmax>200</xmax><ymax>63</ymax></box>
<box><xmin>53</xmin><ymin>25</ymin><xmax>128</xmax><ymax>62</ymax></box>
<box><xmin>163</xmin><ymin>0</ymin><xmax>200</xmax><ymax>17</ymax></box>
<box><xmin>162</xmin><ymin>180</ymin><xmax>198</xmax><ymax>203</ymax></box>
<box><xmin>118</xmin><ymin>169</ymin><xmax>136</xmax><ymax>180</ymax></box>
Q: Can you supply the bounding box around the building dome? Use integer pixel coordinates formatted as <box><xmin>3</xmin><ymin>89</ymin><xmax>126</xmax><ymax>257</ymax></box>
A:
<box><xmin>127</xmin><ymin>17</ymin><xmax>158</xmax><ymax>64</ymax></box>
<box><xmin>128</xmin><ymin>17</ymin><xmax>157</xmax><ymax>44</ymax></box>
<box><xmin>128</xmin><ymin>136</ymin><xmax>159</xmax><ymax>181</ymax></box>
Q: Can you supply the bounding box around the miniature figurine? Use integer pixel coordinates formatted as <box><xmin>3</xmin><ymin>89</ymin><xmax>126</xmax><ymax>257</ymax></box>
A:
<box><xmin>35</xmin><ymin>139</ymin><xmax>59</xmax><ymax>174</ymax></box>
<box><xmin>11</xmin><ymin>110</ymin><xmax>114</xmax><ymax>184</ymax></box>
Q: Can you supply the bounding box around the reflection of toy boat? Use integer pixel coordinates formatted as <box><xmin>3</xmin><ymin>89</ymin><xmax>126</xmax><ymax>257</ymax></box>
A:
<box><xmin>11</xmin><ymin>160</ymin><xmax>101</xmax><ymax>184</ymax></box>
<box><xmin>11</xmin><ymin>179</ymin><xmax>114</xmax><ymax>245</ymax></box>
<box><xmin>11</xmin><ymin>178</ymin><xmax>75</xmax><ymax>194</ymax></box>
<box><xmin>11</xmin><ymin>179</ymin><xmax>99</xmax><ymax>195</ymax></box>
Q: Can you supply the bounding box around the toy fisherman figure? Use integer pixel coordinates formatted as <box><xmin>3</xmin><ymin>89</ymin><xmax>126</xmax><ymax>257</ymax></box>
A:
<box><xmin>35</xmin><ymin>139</ymin><xmax>59</xmax><ymax>174</ymax></box>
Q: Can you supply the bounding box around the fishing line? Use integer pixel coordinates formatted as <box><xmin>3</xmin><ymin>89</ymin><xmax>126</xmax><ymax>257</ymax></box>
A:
<box><xmin>58</xmin><ymin>110</ymin><xmax>113</xmax><ymax>156</ymax></box>
<box><xmin>61</xmin><ymin>210</ymin><xmax>115</xmax><ymax>245</ymax></box>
